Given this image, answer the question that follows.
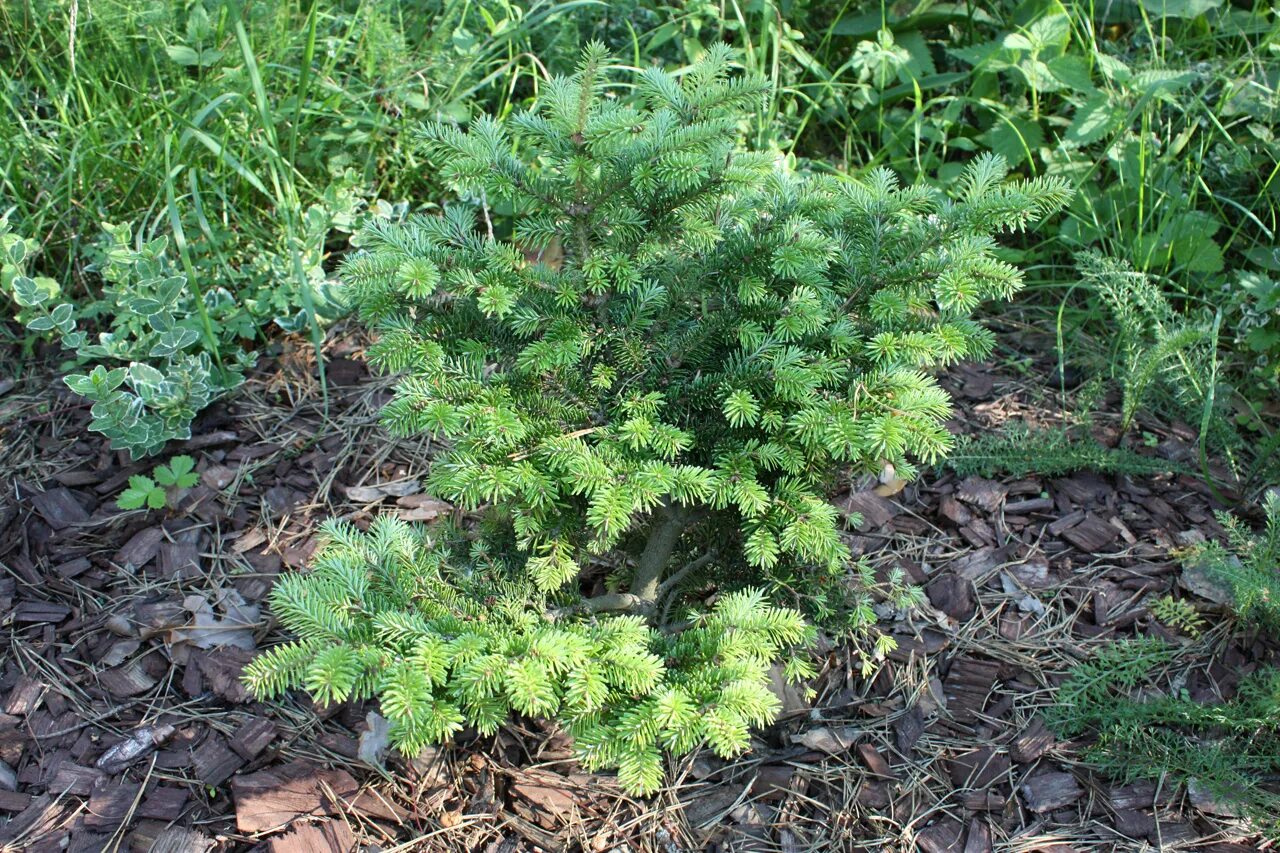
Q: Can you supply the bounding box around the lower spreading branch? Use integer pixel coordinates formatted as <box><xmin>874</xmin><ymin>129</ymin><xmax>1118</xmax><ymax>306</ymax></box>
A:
<box><xmin>546</xmin><ymin>592</ymin><xmax>649</xmax><ymax>620</ymax></box>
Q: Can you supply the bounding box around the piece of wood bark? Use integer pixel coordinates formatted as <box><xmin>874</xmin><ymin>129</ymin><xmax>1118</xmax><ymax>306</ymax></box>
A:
<box><xmin>229</xmin><ymin>717</ymin><xmax>277</xmax><ymax>760</ymax></box>
<box><xmin>96</xmin><ymin>661</ymin><xmax>156</xmax><ymax>698</ymax></box>
<box><xmin>856</xmin><ymin>744</ymin><xmax>894</xmax><ymax>778</ymax></box>
<box><xmin>916</xmin><ymin>818</ymin><xmax>965</xmax><ymax>853</ymax></box>
<box><xmin>12</xmin><ymin>601</ymin><xmax>72</xmax><ymax>624</ymax></box>
<box><xmin>1019</xmin><ymin>771</ymin><xmax>1083</xmax><ymax>813</ymax></box>
<box><xmin>48</xmin><ymin>762</ymin><xmax>106</xmax><ymax>796</ymax></box>
<box><xmin>83</xmin><ymin>779</ymin><xmax>141</xmax><ymax>829</ymax></box>
<box><xmin>53</xmin><ymin>558</ymin><xmax>92</xmax><ymax>579</ymax></box>
<box><xmin>927</xmin><ymin>573</ymin><xmax>976</xmax><ymax>620</ymax></box>
<box><xmin>963</xmin><ymin>819</ymin><xmax>992</xmax><ymax>853</ymax></box>
<box><xmin>4</xmin><ymin>677</ymin><xmax>46</xmax><ymax>716</ymax></box>
<box><xmin>192</xmin><ymin>735</ymin><xmax>246</xmax><ymax>787</ymax></box>
<box><xmin>1061</xmin><ymin>514</ymin><xmax>1120</xmax><ymax>553</ymax></box>
<box><xmin>1010</xmin><ymin>717</ymin><xmax>1055</xmax><ymax>763</ymax></box>
<box><xmin>0</xmin><ymin>790</ymin><xmax>32</xmax><ymax>812</ymax></box>
<box><xmin>30</xmin><ymin>487</ymin><xmax>90</xmax><ymax>529</ymax></box>
<box><xmin>1113</xmin><ymin>808</ymin><xmax>1155</xmax><ymax>839</ymax></box>
<box><xmin>957</xmin><ymin>477</ymin><xmax>1007</xmax><ymax>512</ymax></box>
<box><xmin>137</xmin><ymin>786</ymin><xmax>189</xmax><ymax>821</ymax></box>
<box><xmin>838</xmin><ymin>490</ymin><xmax>900</xmax><ymax>530</ymax></box>
<box><xmin>158</xmin><ymin>541</ymin><xmax>202</xmax><ymax>582</ymax></box>
<box><xmin>948</xmin><ymin>746</ymin><xmax>1010</xmax><ymax>789</ymax></box>
<box><xmin>231</xmin><ymin>760</ymin><xmax>359</xmax><ymax>833</ymax></box>
<box><xmin>147</xmin><ymin>826</ymin><xmax>216</xmax><ymax>853</ymax></box>
<box><xmin>114</xmin><ymin>527</ymin><xmax>165</xmax><ymax>570</ymax></box>
<box><xmin>267</xmin><ymin>821</ymin><xmax>357</xmax><ymax>853</ymax></box>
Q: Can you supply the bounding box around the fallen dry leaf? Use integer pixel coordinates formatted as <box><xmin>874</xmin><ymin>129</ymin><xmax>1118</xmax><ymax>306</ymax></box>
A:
<box><xmin>231</xmin><ymin>528</ymin><xmax>268</xmax><ymax>554</ymax></box>
<box><xmin>512</xmin><ymin>779</ymin><xmax>579</xmax><ymax>817</ymax></box>
<box><xmin>791</xmin><ymin>725</ymin><xmax>860</xmax><ymax>754</ymax></box>
<box><xmin>395</xmin><ymin>494</ymin><xmax>452</xmax><ymax>522</ymax></box>
<box><xmin>345</xmin><ymin>480</ymin><xmax>421</xmax><ymax>502</ymax></box>
<box><xmin>96</xmin><ymin>723</ymin><xmax>175</xmax><ymax>773</ymax></box>
<box><xmin>358</xmin><ymin>711</ymin><xmax>392</xmax><ymax>768</ymax></box>
<box><xmin>171</xmin><ymin>588</ymin><xmax>259</xmax><ymax>651</ymax></box>
<box><xmin>201</xmin><ymin>464</ymin><xmax>237</xmax><ymax>490</ymax></box>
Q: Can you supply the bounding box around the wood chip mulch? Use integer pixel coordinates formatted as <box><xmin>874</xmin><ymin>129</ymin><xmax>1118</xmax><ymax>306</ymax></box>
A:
<box><xmin>1</xmin><ymin>330</ymin><xmax>1275</xmax><ymax>852</ymax></box>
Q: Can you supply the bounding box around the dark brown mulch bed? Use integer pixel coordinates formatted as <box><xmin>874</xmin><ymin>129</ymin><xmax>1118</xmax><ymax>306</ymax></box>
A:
<box><xmin>0</xmin><ymin>328</ymin><xmax>1274</xmax><ymax>852</ymax></box>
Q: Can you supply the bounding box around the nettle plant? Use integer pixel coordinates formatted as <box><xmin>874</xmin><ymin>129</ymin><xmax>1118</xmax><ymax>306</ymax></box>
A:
<box><xmin>246</xmin><ymin>45</ymin><xmax>1069</xmax><ymax>794</ymax></box>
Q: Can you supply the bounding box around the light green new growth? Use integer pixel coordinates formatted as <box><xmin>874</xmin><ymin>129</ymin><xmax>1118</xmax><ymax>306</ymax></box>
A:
<box><xmin>1049</xmin><ymin>638</ymin><xmax>1280</xmax><ymax>839</ymax></box>
<box><xmin>244</xmin><ymin>517</ymin><xmax>812</xmax><ymax>795</ymax></box>
<box><xmin>1078</xmin><ymin>251</ymin><xmax>1214</xmax><ymax>435</ymax></box>
<box><xmin>248</xmin><ymin>44</ymin><xmax>1068</xmax><ymax>794</ymax></box>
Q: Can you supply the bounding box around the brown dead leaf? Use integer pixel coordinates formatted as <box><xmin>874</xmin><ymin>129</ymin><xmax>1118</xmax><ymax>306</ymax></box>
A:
<box><xmin>201</xmin><ymin>464</ymin><xmax>237</xmax><ymax>490</ymax></box>
<box><xmin>395</xmin><ymin>494</ymin><xmax>452</xmax><ymax>522</ymax></box>
<box><xmin>344</xmin><ymin>480</ymin><xmax>421</xmax><ymax>502</ymax></box>
<box><xmin>512</xmin><ymin>779</ymin><xmax>579</xmax><ymax>817</ymax></box>
<box><xmin>358</xmin><ymin>711</ymin><xmax>392</xmax><ymax>768</ymax></box>
<box><xmin>874</xmin><ymin>479</ymin><xmax>908</xmax><ymax>497</ymax></box>
<box><xmin>171</xmin><ymin>589</ymin><xmax>259</xmax><ymax>651</ymax></box>
<box><xmin>231</xmin><ymin>528</ymin><xmax>268</xmax><ymax>554</ymax></box>
<box><xmin>791</xmin><ymin>726</ymin><xmax>860</xmax><ymax>754</ymax></box>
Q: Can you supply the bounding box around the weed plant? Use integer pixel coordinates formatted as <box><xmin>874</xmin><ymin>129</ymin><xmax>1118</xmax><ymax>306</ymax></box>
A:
<box><xmin>1051</xmin><ymin>495</ymin><xmax>1280</xmax><ymax>837</ymax></box>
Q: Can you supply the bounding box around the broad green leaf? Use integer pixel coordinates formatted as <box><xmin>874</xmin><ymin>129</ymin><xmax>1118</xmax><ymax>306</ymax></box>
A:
<box><xmin>13</xmin><ymin>275</ymin><xmax>47</xmax><ymax>306</ymax></box>
<box><xmin>1095</xmin><ymin>54</ymin><xmax>1131</xmax><ymax>84</ymax></box>
<box><xmin>1174</xmin><ymin>234</ymin><xmax>1224</xmax><ymax>273</ymax></box>
<box><xmin>1002</xmin><ymin>33</ymin><xmax>1035</xmax><ymax>51</ymax></box>
<box><xmin>1066</xmin><ymin>94</ymin><xmax>1123</xmax><ymax>146</ymax></box>
<box><xmin>118</xmin><ymin>476</ymin><xmax>159</xmax><ymax>511</ymax></box>
<box><xmin>156</xmin><ymin>455</ymin><xmax>198</xmax><ymax>488</ymax></box>
<box><xmin>1046</xmin><ymin>55</ymin><xmax>1095</xmax><ymax>93</ymax></box>
<box><xmin>1141</xmin><ymin>0</ymin><xmax>1222</xmax><ymax>17</ymax></box>
<box><xmin>1018</xmin><ymin>58</ymin><xmax>1061</xmax><ymax>91</ymax></box>
<box><xmin>982</xmin><ymin>115</ymin><xmax>1045</xmax><ymax>166</ymax></box>
<box><xmin>129</xmin><ymin>363</ymin><xmax>167</xmax><ymax>388</ymax></box>
<box><xmin>1027</xmin><ymin>14</ymin><xmax>1071</xmax><ymax>50</ymax></box>
<box><xmin>166</xmin><ymin>45</ymin><xmax>202</xmax><ymax>66</ymax></box>
<box><xmin>64</xmin><ymin>374</ymin><xmax>97</xmax><ymax>396</ymax></box>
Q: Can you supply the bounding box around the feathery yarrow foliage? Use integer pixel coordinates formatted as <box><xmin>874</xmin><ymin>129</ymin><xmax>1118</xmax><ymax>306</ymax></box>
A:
<box><xmin>1183</xmin><ymin>492</ymin><xmax>1280</xmax><ymax>630</ymax></box>
<box><xmin>248</xmin><ymin>44</ymin><xmax>1068</xmax><ymax>794</ymax></box>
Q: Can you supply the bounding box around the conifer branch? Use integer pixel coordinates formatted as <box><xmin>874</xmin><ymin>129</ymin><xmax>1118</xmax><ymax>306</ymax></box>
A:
<box><xmin>655</xmin><ymin>551</ymin><xmax>715</xmax><ymax>601</ymax></box>
<box><xmin>631</xmin><ymin>504</ymin><xmax>699</xmax><ymax>604</ymax></box>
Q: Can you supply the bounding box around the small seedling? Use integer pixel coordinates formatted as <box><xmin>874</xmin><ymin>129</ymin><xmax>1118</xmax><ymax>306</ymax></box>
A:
<box><xmin>117</xmin><ymin>455</ymin><xmax>199</xmax><ymax>510</ymax></box>
<box><xmin>1150</xmin><ymin>594</ymin><xmax>1205</xmax><ymax>637</ymax></box>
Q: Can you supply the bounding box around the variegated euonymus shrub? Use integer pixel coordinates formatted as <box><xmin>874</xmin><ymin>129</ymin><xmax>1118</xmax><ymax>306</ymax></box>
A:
<box><xmin>246</xmin><ymin>44</ymin><xmax>1069</xmax><ymax>794</ymax></box>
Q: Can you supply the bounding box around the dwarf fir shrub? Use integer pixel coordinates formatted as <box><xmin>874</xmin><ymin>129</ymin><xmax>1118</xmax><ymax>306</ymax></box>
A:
<box><xmin>246</xmin><ymin>44</ymin><xmax>1069</xmax><ymax>793</ymax></box>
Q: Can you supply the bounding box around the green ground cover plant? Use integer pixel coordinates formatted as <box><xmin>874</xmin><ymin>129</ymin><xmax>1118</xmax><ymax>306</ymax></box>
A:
<box><xmin>1050</xmin><ymin>638</ymin><xmax>1280</xmax><ymax>839</ymax></box>
<box><xmin>1051</xmin><ymin>495</ymin><xmax>1280</xmax><ymax>838</ymax></box>
<box><xmin>245</xmin><ymin>45</ymin><xmax>1069</xmax><ymax>793</ymax></box>
<box><xmin>116</xmin><ymin>454</ymin><xmax>200</xmax><ymax>510</ymax></box>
